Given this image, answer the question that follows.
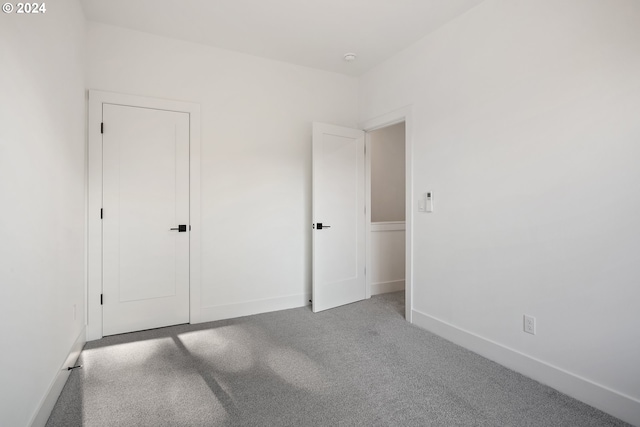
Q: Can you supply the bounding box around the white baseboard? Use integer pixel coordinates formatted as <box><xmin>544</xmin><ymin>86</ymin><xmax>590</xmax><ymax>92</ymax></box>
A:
<box><xmin>371</xmin><ymin>280</ymin><xmax>405</xmax><ymax>295</ymax></box>
<box><xmin>411</xmin><ymin>310</ymin><xmax>640</xmax><ymax>426</ymax></box>
<box><xmin>29</xmin><ymin>327</ymin><xmax>86</xmax><ymax>427</ymax></box>
<box><xmin>199</xmin><ymin>293</ymin><xmax>311</xmax><ymax>323</ymax></box>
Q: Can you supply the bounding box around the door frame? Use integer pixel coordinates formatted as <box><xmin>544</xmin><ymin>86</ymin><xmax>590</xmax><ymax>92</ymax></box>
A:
<box><xmin>87</xmin><ymin>90</ymin><xmax>201</xmax><ymax>340</ymax></box>
<box><xmin>360</xmin><ymin>106</ymin><xmax>413</xmax><ymax>322</ymax></box>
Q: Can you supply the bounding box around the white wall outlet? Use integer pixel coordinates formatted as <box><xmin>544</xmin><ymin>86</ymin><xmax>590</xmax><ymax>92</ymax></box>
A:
<box><xmin>524</xmin><ymin>315</ymin><xmax>536</xmax><ymax>335</ymax></box>
<box><xmin>426</xmin><ymin>192</ymin><xmax>433</xmax><ymax>212</ymax></box>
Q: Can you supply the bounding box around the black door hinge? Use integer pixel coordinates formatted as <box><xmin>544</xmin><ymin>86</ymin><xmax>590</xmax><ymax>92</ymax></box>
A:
<box><xmin>100</xmin><ymin>294</ymin><xmax>103</xmax><ymax>305</ymax></box>
<box><xmin>100</xmin><ymin>208</ymin><xmax>103</xmax><ymax>219</ymax></box>
<box><xmin>101</xmin><ymin>122</ymin><xmax>104</xmax><ymax>134</ymax></box>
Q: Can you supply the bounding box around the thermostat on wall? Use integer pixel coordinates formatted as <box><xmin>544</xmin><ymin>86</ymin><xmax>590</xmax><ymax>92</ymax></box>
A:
<box><xmin>418</xmin><ymin>192</ymin><xmax>434</xmax><ymax>213</ymax></box>
<box><xmin>426</xmin><ymin>192</ymin><xmax>433</xmax><ymax>212</ymax></box>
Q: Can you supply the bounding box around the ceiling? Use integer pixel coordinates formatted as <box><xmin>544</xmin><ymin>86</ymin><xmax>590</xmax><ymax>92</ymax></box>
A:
<box><xmin>80</xmin><ymin>0</ymin><xmax>484</xmax><ymax>76</ymax></box>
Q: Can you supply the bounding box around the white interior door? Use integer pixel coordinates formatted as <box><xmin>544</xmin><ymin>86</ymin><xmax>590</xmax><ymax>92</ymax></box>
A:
<box><xmin>102</xmin><ymin>104</ymin><xmax>190</xmax><ymax>336</ymax></box>
<box><xmin>312</xmin><ymin>123</ymin><xmax>366</xmax><ymax>312</ymax></box>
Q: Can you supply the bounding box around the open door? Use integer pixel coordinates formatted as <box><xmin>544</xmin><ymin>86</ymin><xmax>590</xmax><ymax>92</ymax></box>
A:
<box><xmin>312</xmin><ymin>123</ymin><xmax>366</xmax><ymax>312</ymax></box>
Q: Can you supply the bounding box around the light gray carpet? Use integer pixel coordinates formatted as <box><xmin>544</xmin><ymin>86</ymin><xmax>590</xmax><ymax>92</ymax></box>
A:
<box><xmin>47</xmin><ymin>292</ymin><xmax>629</xmax><ymax>426</ymax></box>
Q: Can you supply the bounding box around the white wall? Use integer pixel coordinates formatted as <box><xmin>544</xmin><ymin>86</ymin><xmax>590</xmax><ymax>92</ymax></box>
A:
<box><xmin>370</xmin><ymin>122</ymin><xmax>405</xmax><ymax>222</ymax></box>
<box><xmin>0</xmin><ymin>1</ymin><xmax>87</xmax><ymax>425</ymax></box>
<box><xmin>86</xmin><ymin>22</ymin><xmax>359</xmax><ymax>320</ymax></box>
<box><xmin>360</xmin><ymin>0</ymin><xmax>640</xmax><ymax>423</ymax></box>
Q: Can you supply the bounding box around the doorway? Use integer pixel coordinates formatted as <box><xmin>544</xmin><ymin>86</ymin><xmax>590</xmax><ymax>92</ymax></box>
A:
<box><xmin>311</xmin><ymin>108</ymin><xmax>413</xmax><ymax>321</ymax></box>
<box><xmin>361</xmin><ymin>107</ymin><xmax>413</xmax><ymax>322</ymax></box>
<box><xmin>365</xmin><ymin>122</ymin><xmax>406</xmax><ymax>306</ymax></box>
<box><xmin>87</xmin><ymin>90</ymin><xmax>202</xmax><ymax>340</ymax></box>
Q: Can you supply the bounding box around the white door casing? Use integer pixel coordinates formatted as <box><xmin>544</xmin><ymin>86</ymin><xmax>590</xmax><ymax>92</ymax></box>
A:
<box><xmin>312</xmin><ymin>123</ymin><xmax>366</xmax><ymax>312</ymax></box>
<box><xmin>360</xmin><ymin>106</ymin><xmax>413</xmax><ymax>322</ymax></box>
<box><xmin>87</xmin><ymin>90</ymin><xmax>201</xmax><ymax>341</ymax></box>
<box><xmin>102</xmin><ymin>104</ymin><xmax>190</xmax><ymax>336</ymax></box>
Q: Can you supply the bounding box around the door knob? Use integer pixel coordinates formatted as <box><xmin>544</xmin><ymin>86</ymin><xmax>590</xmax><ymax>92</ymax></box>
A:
<box><xmin>314</xmin><ymin>223</ymin><xmax>331</xmax><ymax>230</ymax></box>
<box><xmin>170</xmin><ymin>225</ymin><xmax>187</xmax><ymax>232</ymax></box>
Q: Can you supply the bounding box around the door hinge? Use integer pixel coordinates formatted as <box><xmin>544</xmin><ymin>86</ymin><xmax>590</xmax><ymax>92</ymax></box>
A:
<box><xmin>100</xmin><ymin>294</ymin><xmax>103</xmax><ymax>305</ymax></box>
<box><xmin>100</xmin><ymin>208</ymin><xmax>103</xmax><ymax>219</ymax></box>
<box><xmin>101</xmin><ymin>122</ymin><xmax>104</xmax><ymax>134</ymax></box>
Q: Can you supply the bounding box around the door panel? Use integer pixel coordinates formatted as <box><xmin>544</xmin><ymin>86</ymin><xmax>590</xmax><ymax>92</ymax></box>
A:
<box><xmin>312</xmin><ymin>123</ymin><xmax>365</xmax><ymax>312</ymax></box>
<box><xmin>102</xmin><ymin>104</ymin><xmax>190</xmax><ymax>336</ymax></box>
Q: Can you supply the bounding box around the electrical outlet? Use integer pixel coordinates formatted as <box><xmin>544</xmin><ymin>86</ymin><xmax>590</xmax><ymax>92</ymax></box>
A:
<box><xmin>523</xmin><ymin>315</ymin><xmax>536</xmax><ymax>335</ymax></box>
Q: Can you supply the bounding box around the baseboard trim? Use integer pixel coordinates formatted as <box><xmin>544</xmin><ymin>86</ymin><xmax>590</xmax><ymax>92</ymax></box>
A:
<box><xmin>199</xmin><ymin>293</ymin><xmax>311</xmax><ymax>323</ymax></box>
<box><xmin>371</xmin><ymin>280</ymin><xmax>405</xmax><ymax>295</ymax></box>
<box><xmin>29</xmin><ymin>327</ymin><xmax>86</xmax><ymax>427</ymax></box>
<box><xmin>411</xmin><ymin>309</ymin><xmax>640</xmax><ymax>426</ymax></box>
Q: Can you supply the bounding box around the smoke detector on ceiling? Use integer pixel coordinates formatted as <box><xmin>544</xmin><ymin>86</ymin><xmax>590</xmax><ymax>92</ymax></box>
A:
<box><xmin>343</xmin><ymin>53</ymin><xmax>357</xmax><ymax>62</ymax></box>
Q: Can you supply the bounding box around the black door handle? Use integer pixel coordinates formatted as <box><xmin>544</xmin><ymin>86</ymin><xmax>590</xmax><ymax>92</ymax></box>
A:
<box><xmin>315</xmin><ymin>223</ymin><xmax>331</xmax><ymax>230</ymax></box>
<box><xmin>170</xmin><ymin>225</ymin><xmax>187</xmax><ymax>232</ymax></box>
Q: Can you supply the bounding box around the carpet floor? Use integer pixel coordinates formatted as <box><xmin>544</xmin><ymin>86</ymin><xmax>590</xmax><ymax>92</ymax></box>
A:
<box><xmin>47</xmin><ymin>292</ymin><xmax>629</xmax><ymax>426</ymax></box>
